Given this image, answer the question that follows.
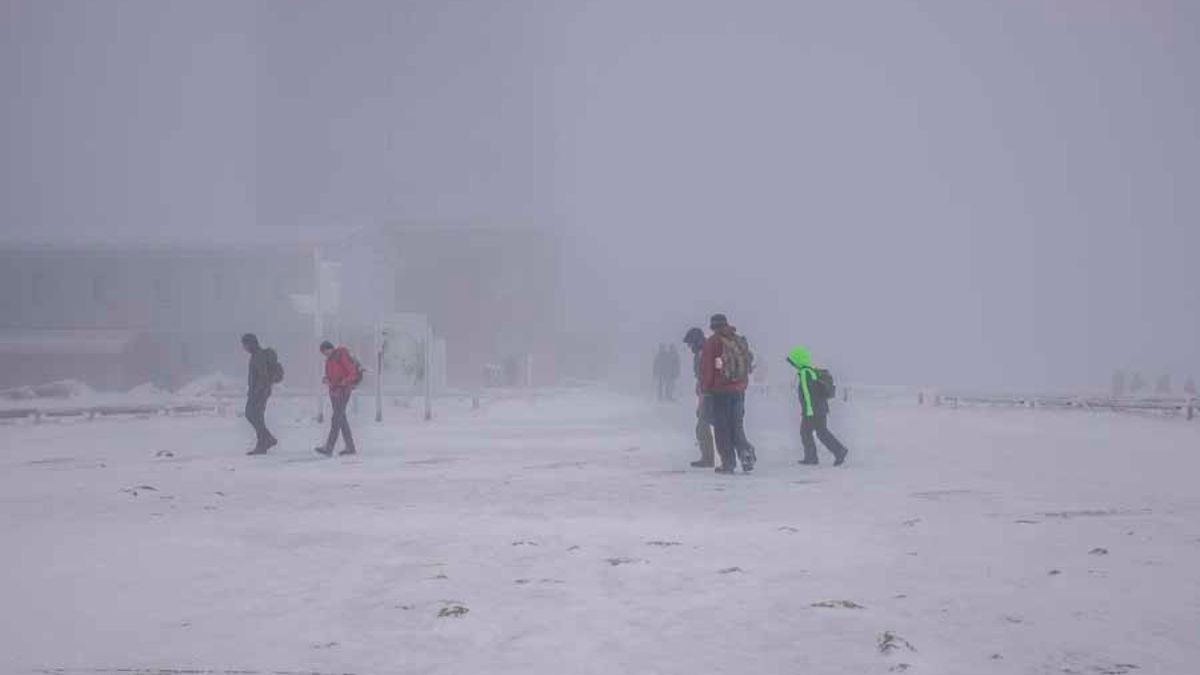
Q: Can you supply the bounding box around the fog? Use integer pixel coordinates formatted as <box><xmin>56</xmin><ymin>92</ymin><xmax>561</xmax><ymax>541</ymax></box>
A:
<box><xmin>3</xmin><ymin>0</ymin><xmax>1198</xmax><ymax>391</ymax></box>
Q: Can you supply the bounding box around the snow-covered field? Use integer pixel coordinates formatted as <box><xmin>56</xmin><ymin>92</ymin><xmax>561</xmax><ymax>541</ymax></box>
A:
<box><xmin>2</xmin><ymin>388</ymin><xmax>1198</xmax><ymax>674</ymax></box>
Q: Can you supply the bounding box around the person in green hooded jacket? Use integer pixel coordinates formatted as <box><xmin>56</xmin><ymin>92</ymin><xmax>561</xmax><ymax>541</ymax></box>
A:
<box><xmin>787</xmin><ymin>345</ymin><xmax>848</xmax><ymax>466</ymax></box>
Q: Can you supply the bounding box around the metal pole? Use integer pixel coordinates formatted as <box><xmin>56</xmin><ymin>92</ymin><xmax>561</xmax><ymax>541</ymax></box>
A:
<box><xmin>314</xmin><ymin>246</ymin><xmax>324</xmax><ymax>424</ymax></box>
<box><xmin>375</xmin><ymin>327</ymin><xmax>385</xmax><ymax>423</ymax></box>
<box><xmin>423</xmin><ymin>324</ymin><xmax>433</xmax><ymax>421</ymax></box>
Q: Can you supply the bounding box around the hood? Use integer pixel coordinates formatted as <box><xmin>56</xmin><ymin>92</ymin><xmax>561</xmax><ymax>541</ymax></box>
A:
<box><xmin>787</xmin><ymin>345</ymin><xmax>812</xmax><ymax>371</ymax></box>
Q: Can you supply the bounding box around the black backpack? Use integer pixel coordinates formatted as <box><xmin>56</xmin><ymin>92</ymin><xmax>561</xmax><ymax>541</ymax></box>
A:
<box><xmin>264</xmin><ymin>348</ymin><xmax>284</xmax><ymax>384</ymax></box>
<box><xmin>814</xmin><ymin>368</ymin><xmax>835</xmax><ymax>400</ymax></box>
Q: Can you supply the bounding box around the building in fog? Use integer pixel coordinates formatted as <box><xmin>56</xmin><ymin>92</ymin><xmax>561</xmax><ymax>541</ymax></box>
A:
<box><xmin>0</xmin><ymin>225</ymin><xmax>561</xmax><ymax>391</ymax></box>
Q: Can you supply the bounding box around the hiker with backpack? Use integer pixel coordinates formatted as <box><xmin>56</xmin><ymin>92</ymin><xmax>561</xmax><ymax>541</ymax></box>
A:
<box><xmin>683</xmin><ymin>327</ymin><xmax>715</xmax><ymax>468</ymax></box>
<box><xmin>787</xmin><ymin>346</ymin><xmax>849</xmax><ymax>466</ymax></box>
<box><xmin>315</xmin><ymin>340</ymin><xmax>363</xmax><ymax>457</ymax></box>
<box><xmin>700</xmin><ymin>314</ymin><xmax>755</xmax><ymax>473</ymax></box>
<box><xmin>242</xmin><ymin>333</ymin><xmax>282</xmax><ymax>455</ymax></box>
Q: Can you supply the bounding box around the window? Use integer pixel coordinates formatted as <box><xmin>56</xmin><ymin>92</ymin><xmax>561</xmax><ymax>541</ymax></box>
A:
<box><xmin>154</xmin><ymin>277</ymin><xmax>171</xmax><ymax>304</ymax></box>
<box><xmin>91</xmin><ymin>274</ymin><xmax>108</xmax><ymax>303</ymax></box>
<box><xmin>31</xmin><ymin>271</ymin><xmax>48</xmax><ymax>305</ymax></box>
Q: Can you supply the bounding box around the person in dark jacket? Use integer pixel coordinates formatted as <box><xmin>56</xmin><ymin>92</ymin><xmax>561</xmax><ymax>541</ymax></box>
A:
<box><xmin>315</xmin><ymin>341</ymin><xmax>359</xmax><ymax>456</ymax></box>
<box><xmin>683</xmin><ymin>327</ymin><xmax>714</xmax><ymax>467</ymax></box>
<box><xmin>787</xmin><ymin>345</ymin><xmax>848</xmax><ymax>466</ymax></box>
<box><xmin>652</xmin><ymin>344</ymin><xmax>670</xmax><ymax>401</ymax></box>
<box><xmin>664</xmin><ymin>344</ymin><xmax>681</xmax><ymax>401</ymax></box>
<box><xmin>241</xmin><ymin>333</ymin><xmax>277</xmax><ymax>455</ymax></box>
<box><xmin>700</xmin><ymin>314</ymin><xmax>751</xmax><ymax>473</ymax></box>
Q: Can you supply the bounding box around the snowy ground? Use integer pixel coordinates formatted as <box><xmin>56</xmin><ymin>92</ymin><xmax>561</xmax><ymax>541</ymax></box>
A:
<box><xmin>2</xmin><ymin>387</ymin><xmax>1198</xmax><ymax>675</ymax></box>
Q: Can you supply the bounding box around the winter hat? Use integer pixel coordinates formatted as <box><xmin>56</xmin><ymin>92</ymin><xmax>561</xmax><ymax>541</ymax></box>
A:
<box><xmin>241</xmin><ymin>333</ymin><xmax>260</xmax><ymax>348</ymax></box>
<box><xmin>709</xmin><ymin>314</ymin><xmax>729</xmax><ymax>330</ymax></box>
<box><xmin>683</xmin><ymin>327</ymin><xmax>705</xmax><ymax>347</ymax></box>
<box><xmin>319</xmin><ymin>340</ymin><xmax>334</xmax><ymax>351</ymax></box>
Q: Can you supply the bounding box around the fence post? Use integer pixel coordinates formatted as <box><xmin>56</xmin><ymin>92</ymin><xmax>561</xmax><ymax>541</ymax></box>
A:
<box><xmin>918</xmin><ymin>391</ymin><xmax>924</xmax><ymax>406</ymax></box>
<box><xmin>1188</xmin><ymin>400</ymin><xmax>1194</xmax><ymax>421</ymax></box>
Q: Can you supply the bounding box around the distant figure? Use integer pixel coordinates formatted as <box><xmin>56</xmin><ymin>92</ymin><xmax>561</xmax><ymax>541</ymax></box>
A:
<box><xmin>652</xmin><ymin>344</ymin><xmax>669</xmax><ymax>401</ymax></box>
<box><xmin>1156</xmin><ymin>374</ymin><xmax>1172</xmax><ymax>396</ymax></box>
<box><xmin>1129</xmin><ymin>371</ymin><xmax>1146</xmax><ymax>396</ymax></box>
<box><xmin>700</xmin><ymin>314</ymin><xmax>754</xmax><ymax>474</ymax></box>
<box><xmin>683</xmin><ymin>327</ymin><xmax>714</xmax><ymax>467</ymax></box>
<box><xmin>1112</xmin><ymin>370</ymin><xmax>1127</xmax><ymax>398</ymax></box>
<box><xmin>787</xmin><ymin>345</ymin><xmax>848</xmax><ymax>467</ymax></box>
<box><xmin>241</xmin><ymin>333</ymin><xmax>281</xmax><ymax>455</ymax></box>
<box><xmin>1185</xmin><ymin>377</ymin><xmax>1197</xmax><ymax>397</ymax></box>
<box><xmin>315</xmin><ymin>341</ymin><xmax>362</xmax><ymax>457</ymax></box>
<box><xmin>664</xmin><ymin>344</ymin><xmax>681</xmax><ymax>401</ymax></box>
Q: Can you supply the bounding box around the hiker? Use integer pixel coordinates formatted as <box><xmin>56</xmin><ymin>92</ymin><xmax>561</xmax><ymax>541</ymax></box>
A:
<box><xmin>652</xmin><ymin>344</ymin><xmax>670</xmax><ymax>401</ymax></box>
<box><xmin>241</xmin><ymin>333</ymin><xmax>281</xmax><ymax>455</ymax></box>
<box><xmin>315</xmin><ymin>341</ymin><xmax>361</xmax><ymax>457</ymax></box>
<box><xmin>683</xmin><ymin>327</ymin><xmax>715</xmax><ymax>467</ymax></box>
<box><xmin>664</xmin><ymin>343</ymin><xmax>681</xmax><ymax>401</ymax></box>
<box><xmin>787</xmin><ymin>346</ymin><xmax>849</xmax><ymax>466</ymax></box>
<box><xmin>700</xmin><ymin>314</ymin><xmax>755</xmax><ymax>473</ymax></box>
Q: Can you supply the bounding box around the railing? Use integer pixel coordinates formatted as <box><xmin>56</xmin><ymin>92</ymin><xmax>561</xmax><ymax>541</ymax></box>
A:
<box><xmin>0</xmin><ymin>401</ymin><xmax>226</xmax><ymax>423</ymax></box>
<box><xmin>927</xmin><ymin>392</ymin><xmax>1199</xmax><ymax>420</ymax></box>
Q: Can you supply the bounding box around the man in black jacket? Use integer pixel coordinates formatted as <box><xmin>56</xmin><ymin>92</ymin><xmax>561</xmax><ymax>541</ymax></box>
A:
<box><xmin>242</xmin><ymin>333</ymin><xmax>277</xmax><ymax>455</ymax></box>
<box><xmin>683</xmin><ymin>327</ymin><xmax>715</xmax><ymax>467</ymax></box>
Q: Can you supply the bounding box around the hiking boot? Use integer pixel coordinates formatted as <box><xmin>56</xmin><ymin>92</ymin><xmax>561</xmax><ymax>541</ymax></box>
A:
<box><xmin>690</xmin><ymin>459</ymin><xmax>714</xmax><ymax>468</ymax></box>
<box><xmin>246</xmin><ymin>447</ymin><xmax>268</xmax><ymax>456</ymax></box>
<box><xmin>338</xmin><ymin>448</ymin><xmax>357</xmax><ymax>456</ymax></box>
<box><xmin>714</xmin><ymin>465</ymin><xmax>735</xmax><ymax>474</ymax></box>
<box><xmin>263</xmin><ymin>437</ymin><xmax>278</xmax><ymax>451</ymax></box>
<box><xmin>798</xmin><ymin>459</ymin><xmax>818</xmax><ymax>466</ymax></box>
<box><xmin>833</xmin><ymin>450</ymin><xmax>848</xmax><ymax>467</ymax></box>
<box><xmin>314</xmin><ymin>445</ymin><xmax>333</xmax><ymax>457</ymax></box>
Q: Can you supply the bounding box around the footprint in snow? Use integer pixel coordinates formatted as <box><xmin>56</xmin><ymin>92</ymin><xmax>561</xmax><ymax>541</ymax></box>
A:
<box><xmin>438</xmin><ymin>604</ymin><xmax>469</xmax><ymax>618</ymax></box>
<box><xmin>811</xmin><ymin>600</ymin><xmax>865</xmax><ymax>609</ymax></box>
<box><xmin>718</xmin><ymin>567</ymin><xmax>744</xmax><ymax>575</ymax></box>
<box><xmin>878</xmin><ymin>631</ymin><xmax>917</xmax><ymax>654</ymax></box>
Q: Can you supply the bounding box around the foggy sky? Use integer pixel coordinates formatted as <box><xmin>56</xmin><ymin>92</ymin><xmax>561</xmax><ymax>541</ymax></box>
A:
<box><xmin>2</xmin><ymin>0</ymin><xmax>1198</xmax><ymax>390</ymax></box>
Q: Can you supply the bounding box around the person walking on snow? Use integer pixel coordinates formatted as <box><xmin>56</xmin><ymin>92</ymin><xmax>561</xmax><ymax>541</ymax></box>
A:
<box><xmin>684</xmin><ymin>327</ymin><xmax>715</xmax><ymax>467</ymax></box>
<box><xmin>315</xmin><ymin>341</ymin><xmax>361</xmax><ymax>457</ymax></box>
<box><xmin>653</xmin><ymin>344</ymin><xmax>671</xmax><ymax>401</ymax></box>
<box><xmin>700</xmin><ymin>314</ymin><xmax>754</xmax><ymax>473</ymax></box>
<box><xmin>664</xmin><ymin>343</ymin><xmax>681</xmax><ymax>401</ymax></box>
<box><xmin>242</xmin><ymin>333</ymin><xmax>280</xmax><ymax>455</ymax></box>
<box><xmin>787</xmin><ymin>345</ymin><xmax>849</xmax><ymax>466</ymax></box>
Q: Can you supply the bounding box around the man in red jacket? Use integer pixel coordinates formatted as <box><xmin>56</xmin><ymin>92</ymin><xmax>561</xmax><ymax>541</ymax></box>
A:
<box><xmin>315</xmin><ymin>340</ymin><xmax>359</xmax><ymax>456</ymax></box>
<box><xmin>700</xmin><ymin>313</ymin><xmax>751</xmax><ymax>473</ymax></box>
